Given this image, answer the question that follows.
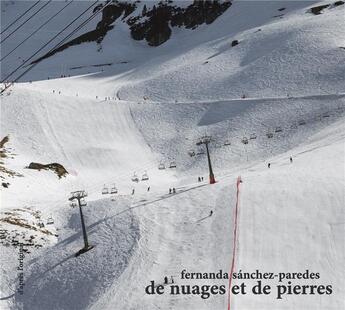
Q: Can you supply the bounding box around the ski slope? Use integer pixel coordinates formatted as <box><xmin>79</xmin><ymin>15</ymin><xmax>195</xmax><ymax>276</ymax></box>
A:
<box><xmin>1</xmin><ymin>1</ymin><xmax>345</xmax><ymax>310</ymax></box>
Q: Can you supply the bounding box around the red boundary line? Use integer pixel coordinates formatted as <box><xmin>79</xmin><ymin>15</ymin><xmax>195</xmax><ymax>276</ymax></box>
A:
<box><xmin>227</xmin><ymin>176</ymin><xmax>242</xmax><ymax>310</ymax></box>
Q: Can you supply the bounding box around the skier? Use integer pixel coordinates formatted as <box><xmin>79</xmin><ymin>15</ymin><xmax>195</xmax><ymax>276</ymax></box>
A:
<box><xmin>147</xmin><ymin>186</ymin><xmax>150</xmax><ymax>192</ymax></box>
<box><xmin>201</xmin><ymin>177</ymin><xmax>204</xmax><ymax>181</ymax></box>
<box><xmin>198</xmin><ymin>177</ymin><xmax>201</xmax><ymax>182</ymax></box>
<box><xmin>210</xmin><ymin>210</ymin><xmax>213</xmax><ymax>216</ymax></box>
<box><xmin>169</xmin><ymin>188</ymin><xmax>172</xmax><ymax>194</ymax></box>
<box><xmin>268</xmin><ymin>163</ymin><xmax>271</xmax><ymax>168</ymax></box>
<box><xmin>164</xmin><ymin>276</ymin><xmax>168</xmax><ymax>285</ymax></box>
<box><xmin>132</xmin><ymin>188</ymin><xmax>135</xmax><ymax>195</ymax></box>
<box><xmin>173</xmin><ymin>188</ymin><xmax>176</xmax><ymax>194</ymax></box>
<box><xmin>290</xmin><ymin>156</ymin><xmax>293</xmax><ymax>163</ymax></box>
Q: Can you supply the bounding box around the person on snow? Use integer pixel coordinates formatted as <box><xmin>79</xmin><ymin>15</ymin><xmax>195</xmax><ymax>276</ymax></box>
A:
<box><xmin>290</xmin><ymin>156</ymin><xmax>293</xmax><ymax>163</ymax></box>
<box><xmin>147</xmin><ymin>186</ymin><xmax>150</xmax><ymax>192</ymax></box>
<box><xmin>132</xmin><ymin>188</ymin><xmax>135</xmax><ymax>195</ymax></box>
<box><xmin>268</xmin><ymin>163</ymin><xmax>271</xmax><ymax>168</ymax></box>
<box><xmin>173</xmin><ymin>188</ymin><xmax>176</xmax><ymax>194</ymax></box>
<box><xmin>169</xmin><ymin>188</ymin><xmax>172</xmax><ymax>194</ymax></box>
<box><xmin>198</xmin><ymin>177</ymin><xmax>201</xmax><ymax>182</ymax></box>
<box><xmin>210</xmin><ymin>210</ymin><xmax>213</xmax><ymax>216</ymax></box>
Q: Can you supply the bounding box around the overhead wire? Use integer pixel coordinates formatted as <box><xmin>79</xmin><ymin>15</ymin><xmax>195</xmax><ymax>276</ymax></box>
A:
<box><xmin>1</xmin><ymin>1</ymin><xmax>52</xmax><ymax>44</ymax></box>
<box><xmin>1</xmin><ymin>0</ymin><xmax>41</xmax><ymax>35</ymax></box>
<box><xmin>1</xmin><ymin>0</ymin><xmax>74</xmax><ymax>62</ymax></box>
<box><xmin>1</xmin><ymin>0</ymin><xmax>100</xmax><ymax>88</ymax></box>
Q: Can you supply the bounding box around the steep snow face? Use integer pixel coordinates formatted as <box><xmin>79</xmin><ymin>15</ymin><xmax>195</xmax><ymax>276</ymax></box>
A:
<box><xmin>0</xmin><ymin>1</ymin><xmax>345</xmax><ymax>310</ymax></box>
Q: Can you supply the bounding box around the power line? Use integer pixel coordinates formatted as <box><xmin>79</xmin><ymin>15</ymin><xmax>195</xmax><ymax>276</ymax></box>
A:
<box><xmin>1</xmin><ymin>0</ymin><xmax>99</xmax><ymax>86</ymax></box>
<box><xmin>0</xmin><ymin>0</ymin><xmax>41</xmax><ymax>35</ymax></box>
<box><xmin>1</xmin><ymin>1</ymin><xmax>52</xmax><ymax>44</ymax></box>
<box><xmin>1</xmin><ymin>1</ymin><xmax>74</xmax><ymax>62</ymax></box>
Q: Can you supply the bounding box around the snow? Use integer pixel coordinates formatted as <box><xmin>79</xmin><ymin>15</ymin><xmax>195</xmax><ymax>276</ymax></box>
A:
<box><xmin>1</xmin><ymin>1</ymin><xmax>344</xmax><ymax>310</ymax></box>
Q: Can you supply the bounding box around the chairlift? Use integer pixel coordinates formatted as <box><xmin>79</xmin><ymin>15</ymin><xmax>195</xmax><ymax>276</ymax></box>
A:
<box><xmin>241</xmin><ymin>137</ymin><xmax>249</xmax><ymax>144</ymax></box>
<box><xmin>275</xmin><ymin>126</ymin><xmax>283</xmax><ymax>133</ymax></box>
<box><xmin>38</xmin><ymin>221</ymin><xmax>45</xmax><ymax>228</ymax></box>
<box><xmin>224</xmin><ymin>140</ymin><xmax>231</xmax><ymax>146</ymax></box>
<box><xmin>298</xmin><ymin>119</ymin><xmax>306</xmax><ymax>126</ymax></box>
<box><xmin>110</xmin><ymin>184</ymin><xmax>118</xmax><ymax>194</ymax></box>
<box><xmin>80</xmin><ymin>198</ymin><xmax>87</xmax><ymax>207</ymax></box>
<box><xmin>196</xmin><ymin>148</ymin><xmax>205</xmax><ymax>155</ymax></box>
<box><xmin>188</xmin><ymin>149</ymin><xmax>195</xmax><ymax>157</ymax></box>
<box><xmin>266</xmin><ymin>132</ymin><xmax>273</xmax><ymax>138</ymax></box>
<box><xmin>70</xmin><ymin>201</ymin><xmax>77</xmax><ymax>208</ymax></box>
<box><xmin>249</xmin><ymin>133</ymin><xmax>257</xmax><ymax>140</ymax></box>
<box><xmin>131</xmin><ymin>172</ymin><xmax>140</xmax><ymax>182</ymax></box>
<box><xmin>158</xmin><ymin>162</ymin><xmax>166</xmax><ymax>170</ymax></box>
<box><xmin>169</xmin><ymin>161</ymin><xmax>177</xmax><ymax>168</ymax></box>
<box><xmin>102</xmin><ymin>185</ymin><xmax>109</xmax><ymax>194</ymax></box>
<box><xmin>141</xmin><ymin>171</ymin><xmax>149</xmax><ymax>181</ymax></box>
<box><xmin>46</xmin><ymin>217</ymin><xmax>54</xmax><ymax>225</ymax></box>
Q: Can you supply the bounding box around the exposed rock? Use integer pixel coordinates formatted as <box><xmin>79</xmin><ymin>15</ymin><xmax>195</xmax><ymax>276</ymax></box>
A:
<box><xmin>32</xmin><ymin>0</ymin><xmax>232</xmax><ymax>62</ymax></box>
<box><xmin>27</xmin><ymin>162</ymin><xmax>68</xmax><ymax>178</ymax></box>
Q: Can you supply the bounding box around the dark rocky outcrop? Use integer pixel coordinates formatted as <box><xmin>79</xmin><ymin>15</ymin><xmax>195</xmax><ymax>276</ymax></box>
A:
<box><xmin>27</xmin><ymin>162</ymin><xmax>68</xmax><ymax>178</ymax></box>
<box><xmin>32</xmin><ymin>0</ymin><xmax>232</xmax><ymax>63</ymax></box>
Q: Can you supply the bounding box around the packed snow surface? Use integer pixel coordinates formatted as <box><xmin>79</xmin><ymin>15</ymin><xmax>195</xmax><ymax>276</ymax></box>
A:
<box><xmin>0</xmin><ymin>1</ymin><xmax>344</xmax><ymax>310</ymax></box>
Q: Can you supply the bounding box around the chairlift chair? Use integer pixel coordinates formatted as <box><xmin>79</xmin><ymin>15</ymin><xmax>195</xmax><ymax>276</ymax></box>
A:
<box><xmin>169</xmin><ymin>161</ymin><xmax>177</xmax><ymax>168</ymax></box>
<box><xmin>196</xmin><ymin>148</ymin><xmax>205</xmax><ymax>155</ymax></box>
<box><xmin>298</xmin><ymin>119</ymin><xmax>306</xmax><ymax>126</ymax></box>
<box><xmin>241</xmin><ymin>137</ymin><xmax>249</xmax><ymax>144</ymax></box>
<box><xmin>158</xmin><ymin>162</ymin><xmax>166</xmax><ymax>170</ymax></box>
<box><xmin>46</xmin><ymin>217</ymin><xmax>54</xmax><ymax>225</ymax></box>
<box><xmin>141</xmin><ymin>171</ymin><xmax>149</xmax><ymax>181</ymax></box>
<box><xmin>110</xmin><ymin>184</ymin><xmax>118</xmax><ymax>194</ymax></box>
<box><xmin>131</xmin><ymin>172</ymin><xmax>139</xmax><ymax>182</ymax></box>
<box><xmin>266</xmin><ymin>132</ymin><xmax>273</xmax><ymax>138</ymax></box>
<box><xmin>70</xmin><ymin>201</ymin><xmax>77</xmax><ymax>208</ymax></box>
<box><xmin>249</xmin><ymin>133</ymin><xmax>257</xmax><ymax>140</ymax></box>
<box><xmin>102</xmin><ymin>185</ymin><xmax>109</xmax><ymax>194</ymax></box>
<box><xmin>38</xmin><ymin>221</ymin><xmax>45</xmax><ymax>228</ymax></box>
<box><xmin>80</xmin><ymin>198</ymin><xmax>87</xmax><ymax>207</ymax></box>
<box><xmin>275</xmin><ymin>126</ymin><xmax>283</xmax><ymax>133</ymax></box>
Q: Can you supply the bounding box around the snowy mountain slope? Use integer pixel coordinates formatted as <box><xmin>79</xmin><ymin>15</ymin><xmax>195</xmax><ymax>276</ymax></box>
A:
<box><xmin>1</xmin><ymin>1</ymin><xmax>345</xmax><ymax>310</ymax></box>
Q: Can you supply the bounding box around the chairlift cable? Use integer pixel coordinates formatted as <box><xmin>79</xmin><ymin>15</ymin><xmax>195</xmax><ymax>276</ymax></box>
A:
<box><xmin>1</xmin><ymin>0</ymin><xmax>74</xmax><ymax>62</ymax></box>
<box><xmin>1</xmin><ymin>1</ymin><xmax>52</xmax><ymax>44</ymax></box>
<box><xmin>1</xmin><ymin>0</ymin><xmax>100</xmax><ymax>89</ymax></box>
<box><xmin>1</xmin><ymin>0</ymin><xmax>41</xmax><ymax>35</ymax></box>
